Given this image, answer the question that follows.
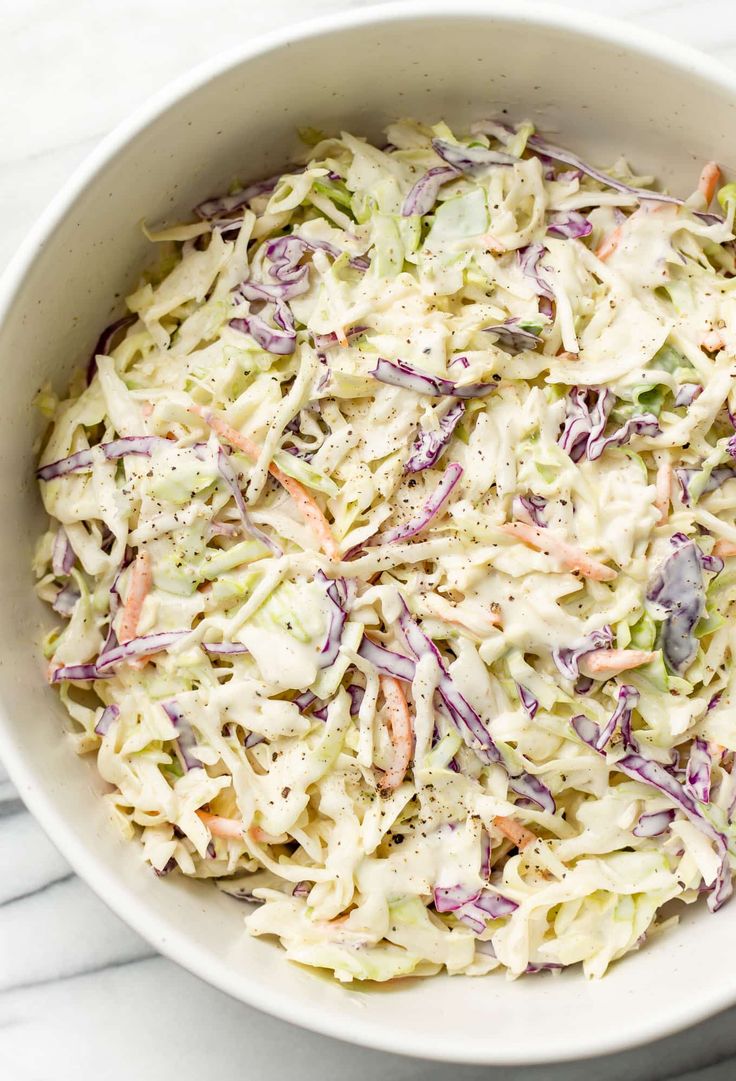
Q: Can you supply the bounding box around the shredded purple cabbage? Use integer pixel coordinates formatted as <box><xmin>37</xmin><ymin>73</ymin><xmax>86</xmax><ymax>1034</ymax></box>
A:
<box><xmin>94</xmin><ymin>704</ymin><xmax>119</xmax><ymax>736</ymax></box>
<box><xmin>52</xmin><ymin>584</ymin><xmax>80</xmax><ymax>617</ymax></box>
<box><xmin>51</xmin><ymin>663</ymin><xmax>111</xmax><ymax>683</ymax></box>
<box><xmin>402</xmin><ymin>166</ymin><xmax>459</xmax><ymax>216</ymax></box>
<box><xmin>215</xmin><ymin>446</ymin><xmax>282</xmax><ymax>556</ymax></box>
<box><xmin>433</xmin><ymin>884</ymin><xmax>518</xmax><ymax>932</ymax></box>
<box><xmin>95</xmin><ymin>630</ymin><xmax>190</xmax><ymax>673</ymax></box>
<box><xmin>553</xmin><ymin>626</ymin><xmax>614</xmax><ymax>680</ymax></box>
<box><xmin>685</xmin><ymin>737</ymin><xmax>712</xmax><ymax>803</ymax></box>
<box><xmin>37</xmin><ymin>436</ymin><xmax>168</xmax><ymax>481</ymax></box>
<box><xmin>633</xmin><ymin>808</ymin><xmax>676</xmax><ymax>838</ymax></box>
<box><xmin>398</xmin><ymin>598</ymin><xmax>500</xmax><ymax>763</ymax></box>
<box><xmin>357</xmin><ymin>636</ymin><xmax>416</xmax><ymax>683</ymax></box>
<box><xmin>317</xmin><ymin>571</ymin><xmax>350</xmax><ymax>668</ymax></box>
<box><xmin>616</xmin><ymin>752</ymin><xmax>732</xmax><ymax>911</ymax></box>
<box><xmin>517</xmin><ymin>243</ymin><xmax>554</xmax><ymax>300</ymax></box>
<box><xmin>51</xmin><ymin>528</ymin><xmax>76</xmax><ymax>577</ymax></box>
<box><xmin>558</xmin><ymin>388</ymin><xmax>613</xmax><ymax>463</ymax></box>
<box><xmin>201</xmin><ymin>642</ymin><xmax>249</xmax><ymax>656</ymax></box>
<box><xmin>586</xmin><ymin>413</ymin><xmax>660</xmax><ymax>461</ymax></box>
<box><xmin>194</xmin><ymin>176</ymin><xmax>280</xmax><ymax>220</ymax></box>
<box><xmin>546</xmin><ymin>211</ymin><xmax>592</xmax><ymax>239</ymax></box>
<box><xmin>676</xmin><ymin>464</ymin><xmax>736</xmax><ymax>505</ymax></box>
<box><xmin>516</xmin><ymin>683</ymin><xmax>538</xmax><ymax>719</ymax></box>
<box><xmin>432</xmin><ymin>138</ymin><xmax>517</xmax><ymax>171</ymax></box>
<box><xmin>508</xmin><ymin>772</ymin><xmax>556</xmax><ymax>814</ymax></box>
<box><xmin>512</xmin><ymin>493</ymin><xmax>547</xmax><ymax>528</ymax></box>
<box><xmin>571</xmin><ymin>685</ymin><xmax>639</xmax><ymax>754</ymax></box>
<box><xmin>86</xmin><ymin>314</ymin><xmax>137</xmax><ymax>383</ymax></box>
<box><xmin>484</xmin><ymin>318</ymin><xmax>541</xmax><ymax>353</ymax></box>
<box><xmin>230</xmin><ymin>299</ymin><xmax>296</xmax><ymax>355</ymax></box>
<box><xmin>646</xmin><ymin>536</ymin><xmax>711</xmax><ymax>673</ymax></box>
<box><xmin>162</xmin><ymin>701</ymin><xmax>201</xmax><ymax>771</ymax></box>
<box><xmin>674</xmin><ymin>383</ymin><xmax>703</xmax><ymax>408</ymax></box>
<box><xmin>405</xmin><ymin>402</ymin><xmax>465</xmax><ymax>474</ymax></box>
<box><xmin>371</xmin><ymin>357</ymin><xmax>496</xmax><ymax>399</ymax></box>
<box><xmin>374</xmin><ymin>463</ymin><xmax>462</xmax><ymax>546</ymax></box>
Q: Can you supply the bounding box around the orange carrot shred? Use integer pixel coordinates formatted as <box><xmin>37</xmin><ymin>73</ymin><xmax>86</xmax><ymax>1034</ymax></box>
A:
<box><xmin>494</xmin><ymin>815</ymin><xmax>536</xmax><ymax>850</ymax></box>
<box><xmin>378</xmin><ymin>675</ymin><xmax>414</xmax><ymax>792</ymax></box>
<box><xmin>500</xmin><ymin>521</ymin><xmax>616</xmax><ymax>581</ymax></box>
<box><xmin>698</xmin><ymin>161</ymin><xmax>721</xmax><ymax>207</ymax></box>
<box><xmin>118</xmin><ymin>551</ymin><xmax>152</xmax><ymax>643</ymax></box>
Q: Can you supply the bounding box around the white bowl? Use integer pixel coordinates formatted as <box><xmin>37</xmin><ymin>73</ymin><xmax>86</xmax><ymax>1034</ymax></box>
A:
<box><xmin>2</xmin><ymin>0</ymin><xmax>736</xmax><ymax>1065</ymax></box>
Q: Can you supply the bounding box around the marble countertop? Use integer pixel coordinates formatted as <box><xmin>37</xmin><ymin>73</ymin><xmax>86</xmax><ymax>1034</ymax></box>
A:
<box><xmin>3</xmin><ymin>1</ymin><xmax>736</xmax><ymax>1078</ymax></box>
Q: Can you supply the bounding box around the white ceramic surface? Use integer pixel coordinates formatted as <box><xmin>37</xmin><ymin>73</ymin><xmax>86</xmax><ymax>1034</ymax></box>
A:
<box><xmin>3</xmin><ymin>1</ymin><xmax>736</xmax><ymax>1068</ymax></box>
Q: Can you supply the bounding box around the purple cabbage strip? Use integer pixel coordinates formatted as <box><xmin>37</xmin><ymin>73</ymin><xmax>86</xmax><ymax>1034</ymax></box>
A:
<box><xmin>346</xmin><ymin>683</ymin><xmax>365</xmax><ymax>716</ymax></box>
<box><xmin>405</xmin><ymin>401</ymin><xmax>465</xmax><ymax>473</ymax></box>
<box><xmin>52</xmin><ymin>527</ymin><xmax>76</xmax><ymax>576</ymax></box>
<box><xmin>674</xmin><ymin>383</ymin><xmax>703</xmax><ymax>408</ymax></box>
<box><xmin>230</xmin><ymin>299</ymin><xmax>296</xmax><ymax>356</ymax></box>
<box><xmin>526</xmin><ymin>133</ymin><xmax>722</xmax><ymax>225</ymax></box>
<box><xmin>37</xmin><ymin>435</ymin><xmax>168</xmax><ymax>481</ymax></box>
<box><xmin>633</xmin><ymin>808</ymin><xmax>676</xmax><ymax>838</ymax></box>
<box><xmin>646</xmin><ymin>536</ymin><xmax>709</xmax><ymax>673</ymax></box>
<box><xmin>512</xmin><ymin>494</ymin><xmax>547</xmax><ymax>528</ymax></box>
<box><xmin>311</xmin><ymin>325</ymin><xmax>367</xmax><ymax>350</ymax></box>
<box><xmin>676</xmin><ymin>464</ymin><xmax>736</xmax><ymax>505</ymax></box>
<box><xmin>194</xmin><ymin>175</ymin><xmax>280</xmax><ymax>220</ymax></box>
<box><xmin>586</xmin><ymin>413</ymin><xmax>660</xmax><ymax>461</ymax></box>
<box><xmin>51</xmin><ymin>663</ymin><xmax>111</xmax><ymax>683</ymax></box>
<box><xmin>616</xmin><ymin>752</ymin><xmax>732</xmax><ymax>912</ymax></box>
<box><xmin>161</xmin><ymin>701</ymin><xmax>201</xmax><ymax>771</ymax></box>
<box><xmin>432</xmin><ymin>138</ymin><xmax>517</xmax><ymax>171</ymax></box>
<box><xmin>293</xmin><ymin>689</ymin><xmax>318</xmax><ymax>712</ymax></box>
<box><xmin>373</xmin><ymin>463</ymin><xmax>462</xmax><ymax>546</ymax></box>
<box><xmin>371</xmin><ymin>357</ymin><xmax>496</xmax><ymax>399</ymax></box>
<box><xmin>52</xmin><ymin>584</ymin><xmax>80</xmax><ymax>617</ymax></box>
<box><xmin>356</xmin><ymin>636</ymin><xmax>416</xmax><ymax>683</ymax></box>
<box><xmin>398</xmin><ymin>598</ymin><xmax>500</xmax><ymax>763</ymax></box>
<box><xmin>558</xmin><ymin>388</ymin><xmax>614</xmax><ymax>463</ymax></box>
<box><xmin>508</xmin><ymin>772</ymin><xmax>556</xmax><ymax>814</ymax></box>
<box><xmin>484</xmin><ymin>318</ymin><xmax>541</xmax><ymax>353</ymax></box>
<box><xmin>708</xmin><ymin>692</ymin><xmax>722</xmax><ymax>711</ymax></box>
<box><xmin>402</xmin><ymin>166</ymin><xmax>459</xmax><ymax>216</ymax></box>
<box><xmin>86</xmin><ymin>314</ymin><xmax>137</xmax><ymax>383</ymax></box>
<box><xmin>552</xmin><ymin>625</ymin><xmax>613</xmax><ymax>680</ymax></box>
<box><xmin>201</xmin><ymin>642</ymin><xmax>250</xmax><ymax>656</ymax></box>
<box><xmin>244</xmin><ymin>731</ymin><xmax>265</xmax><ymax>749</ymax></box>
<box><xmin>293</xmin><ymin>880</ymin><xmax>311</xmax><ymax>898</ymax></box>
<box><xmin>215</xmin><ymin>446</ymin><xmax>282</xmax><ymax>556</ymax></box>
<box><xmin>516</xmin><ymin>683</ymin><xmax>539</xmax><ymax>719</ymax></box>
<box><xmin>95</xmin><ymin>630</ymin><xmax>190</xmax><ymax>673</ymax></box>
<box><xmin>685</xmin><ymin>737</ymin><xmax>712</xmax><ymax>804</ymax></box>
<box><xmin>571</xmin><ymin>685</ymin><xmax>639</xmax><ymax>754</ymax></box>
<box><xmin>518</xmin><ymin>244</ymin><xmax>554</xmax><ymax>300</ymax></box>
<box><xmin>233</xmin><ymin>273</ymin><xmax>308</xmax><ymax>303</ymax></box>
<box><xmin>546</xmin><ymin>211</ymin><xmax>592</xmax><ymax>239</ymax></box>
<box><xmin>94</xmin><ymin>704</ymin><xmax>119</xmax><ymax>736</ymax></box>
<box><xmin>434</xmin><ymin>885</ymin><xmax>518</xmax><ymax>933</ymax></box>
<box><xmin>317</xmin><ymin>571</ymin><xmax>350</xmax><ymax>668</ymax></box>
<box><xmin>154</xmin><ymin>857</ymin><xmax>177</xmax><ymax>878</ymax></box>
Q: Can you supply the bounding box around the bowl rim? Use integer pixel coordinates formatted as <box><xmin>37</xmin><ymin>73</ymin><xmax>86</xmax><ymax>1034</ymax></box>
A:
<box><xmin>3</xmin><ymin>0</ymin><xmax>736</xmax><ymax>1065</ymax></box>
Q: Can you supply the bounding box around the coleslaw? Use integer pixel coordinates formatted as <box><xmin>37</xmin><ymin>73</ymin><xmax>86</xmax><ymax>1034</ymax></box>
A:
<box><xmin>33</xmin><ymin>117</ymin><xmax>736</xmax><ymax>982</ymax></box>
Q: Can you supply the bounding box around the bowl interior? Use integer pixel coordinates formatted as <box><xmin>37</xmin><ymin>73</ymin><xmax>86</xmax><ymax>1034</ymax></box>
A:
<box><xmin>2</xmin><ymin>3</ymin><xmax>736</xmax><ymax>1064</ymax></box>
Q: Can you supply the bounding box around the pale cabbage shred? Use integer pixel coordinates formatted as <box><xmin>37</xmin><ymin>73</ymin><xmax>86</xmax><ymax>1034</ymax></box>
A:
<box><xmin>33</xmin><ymin>117</ymin><xmax>736</xmax><ymax>984</ymax></box>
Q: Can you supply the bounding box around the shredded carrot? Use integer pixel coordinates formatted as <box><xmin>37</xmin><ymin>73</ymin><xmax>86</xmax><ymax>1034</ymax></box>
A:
<box><xmin>336</xmin><ymin>327</ymin><xmax>349</xmax><ymax>347</ymax></box>
<box><xmin>118</xmin><ymin>551</ymin><xmax>152</xmax><ymax>643</ymax></box>
<box><xmin>378</xmin><ymin>675</ymin><xmax>414</xmax><ymax>792</ymax></box>
<box><xmin>494</xmin><ymin>815</ymin><xmax>536</xmax><ymax>850</ymax></box>
<box><xmin>698</xmin><ymin>161</ymin><xmax>721</xmax><ymax>207</ymax></box>
<box><xmin>196</xmin><ymin>809</ymin><xmax>244</xmax><ymax>839</ymax></box>
<box><xmin>580</xmin><ymin>648</ymin><xmax>655</xmax><ymax>676</ymax></box>
<box><xmin>655</xmin><ymin>460</ymin><xmax>672</xmax><ymax>524</ymax></box>
<box><xmin>482</xmin><ymin>233</ymin><xmax>506</xmax><ymax>255</ymax></box>
<box><xmin>141</xmin><ymin>402</ymin><xmax>154</xmax><ymax>418</ymax></box>
<box><xmin>249</xmin><ymin>825</ymin><xmax>286</xmax><ymax>845</ymax></box>
<box><xmin>500</xmin><ymin>521</ymin><xmax>616</xmax><ymax>581</ymax></box>
<box><xmin>197</xmin><ymin>407</ymin><xmax>340</xmax><ymax>560</ymax></box>
<box><xmin>595</xmin><ymin>225</ymin><xmax>623</xmax><ymax>261</ymax></box>
<box><xmin>702</xmin><ymin>330</ymin><xmax>726</xmax><ymax>353</ymax></box>
<box><xmin>713</xmin><ymin>539</ymin><xmax>736</xmax><ymax>560</ymax></box>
